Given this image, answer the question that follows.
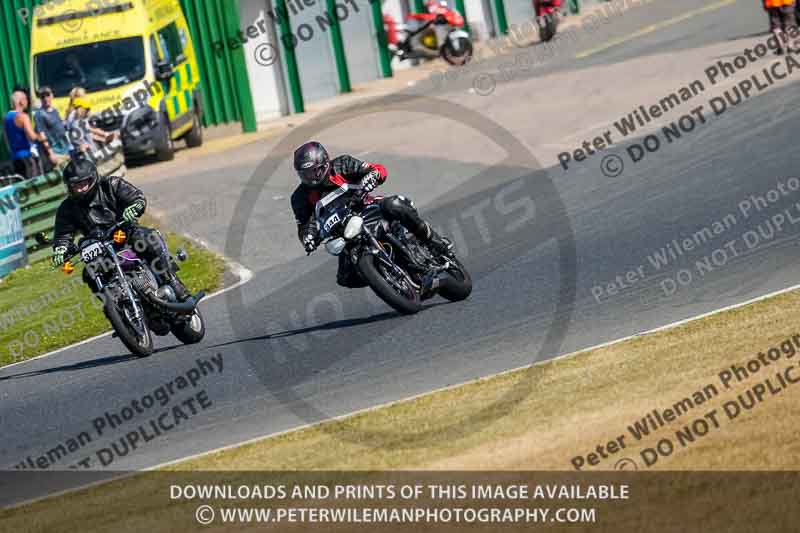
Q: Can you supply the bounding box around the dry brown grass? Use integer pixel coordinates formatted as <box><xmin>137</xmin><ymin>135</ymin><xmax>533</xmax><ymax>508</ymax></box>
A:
<box><xmin>4</xmin><ymin>288</ymin><xmax>800</xmax><ymax>532</ymax></box>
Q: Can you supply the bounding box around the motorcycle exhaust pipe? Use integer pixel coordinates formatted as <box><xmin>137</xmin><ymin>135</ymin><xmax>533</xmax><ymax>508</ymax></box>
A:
<box><xmin>152</xmin><ymin>291</ymin><xmax>206</xmax><ymax>314</ymax></box>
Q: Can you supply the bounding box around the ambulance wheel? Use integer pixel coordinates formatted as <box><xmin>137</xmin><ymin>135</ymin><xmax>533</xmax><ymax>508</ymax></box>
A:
<box><xmin>155</xmin><ymin>114</ymin><xmax>175</xmax><ymax>162</ymax></box>
<box><xmin>184</xmin><ymin>108</ymin><xmax>203</xmax><ymax>148</ymax></box>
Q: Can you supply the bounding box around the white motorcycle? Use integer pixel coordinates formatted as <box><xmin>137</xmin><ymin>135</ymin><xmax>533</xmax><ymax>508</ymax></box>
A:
<box><xmin>385</xmin><ymin>1</ymin><xmax>473</xmax><ymax>66</ymax></box>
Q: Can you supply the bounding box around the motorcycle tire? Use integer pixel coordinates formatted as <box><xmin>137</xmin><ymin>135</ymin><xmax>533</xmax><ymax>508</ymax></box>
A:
<box><xmin>358</xmin><ymin>253</ymin><xmax>423</xmax><ymax>315</ymax></box>
<box><xmin>538</xmin><ymin>15</ymin><xmax>556</xmax><ymax>43</ymax></box>
<box><xmin>104</xmin><ymin>291</ymin><xmax>154</xmax><ymax>357</ymax></box>
<box><xmin>438</xmin><ymin>257</ymin><xmax>473</xmax><ymax>302</ymax></box>
<box><xmin>441</xmin><ymin>37</ymin><xmax>473</xmax><ymax>66</ymax></box>
<box><xmin>171</xmin><ymin>307</ymin><xmax>206</xmax><ymax>344</ymax></box>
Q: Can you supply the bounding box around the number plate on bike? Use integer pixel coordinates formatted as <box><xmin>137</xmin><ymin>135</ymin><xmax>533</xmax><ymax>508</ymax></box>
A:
<box><xmin>323</xmin><ymin>213</ymin><xmax>341</xmax><ymax>233</ymax></box>
<box><xmin>81</xmin><ymin>242</ymin><xmax>104</xmax><ymax>262</ymax></box>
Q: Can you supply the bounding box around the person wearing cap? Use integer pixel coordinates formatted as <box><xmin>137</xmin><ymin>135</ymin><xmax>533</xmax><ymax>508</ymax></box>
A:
<box><xmin>66</xmin><ymin>96</ymin><xmax>116</xmax><ymax>155</ymax></box>
<box><xmin>34</xmin><ymin>86</ymin><xmax>72</xmax><ymax>169</ymax></box>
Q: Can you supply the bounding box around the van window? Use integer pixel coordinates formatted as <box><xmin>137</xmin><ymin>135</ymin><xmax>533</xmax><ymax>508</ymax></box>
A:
<box><xmin>34</xmin><ymin>37</ymin><xmax>145</xmax><ymax>97</ymax></box>
<box><xmin>158</xmin><ymin>22</ymin><xmax>185</xmax><ymax>66</ymax></box>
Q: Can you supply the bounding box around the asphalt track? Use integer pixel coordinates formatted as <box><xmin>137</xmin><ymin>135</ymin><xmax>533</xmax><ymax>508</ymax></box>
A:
<box><xmin>3</xmin><ymin>0</ymin><xmax>800</xmax><ymax>505</ymax></box>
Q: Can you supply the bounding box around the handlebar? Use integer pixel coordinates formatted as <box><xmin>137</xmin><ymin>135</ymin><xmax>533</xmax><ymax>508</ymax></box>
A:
<box><xmin>62</xmin><ymin>220</ymin><xmax>133</xmax><ymax>266</ymax></box>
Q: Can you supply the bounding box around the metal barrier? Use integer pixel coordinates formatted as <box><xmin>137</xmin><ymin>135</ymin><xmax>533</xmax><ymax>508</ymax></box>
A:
<box><xmin>0</xmin><ymin>183</ymin><xmax>27</xmax><ymax>277</ymax></box>
<box><xmin>18</xmin><ymin>170</ymin><xmax>67</xmax><ymax>264</ymax></box>
<box><xmin>8</xmin><ymin>146</ymin><xmax>126</xmax><ymax>266</ymax></box>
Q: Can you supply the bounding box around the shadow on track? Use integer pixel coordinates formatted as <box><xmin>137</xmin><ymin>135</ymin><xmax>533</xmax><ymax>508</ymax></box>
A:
<box><xmin>209</xmin><ymin>303</ymin><xmax>446</xmax><ymax>350</ymax></box>
<box><xmin>0</xmin><ymin>344</ymin><xmax>183</xmax><ymax>381</ymax></box>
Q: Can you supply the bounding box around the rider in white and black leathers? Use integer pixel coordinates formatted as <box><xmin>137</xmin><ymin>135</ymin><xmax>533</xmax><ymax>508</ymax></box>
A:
<box><xmin>291</xmin><ymin>141</ymin><xmax>452</xmax><ymax>288</ymax></box>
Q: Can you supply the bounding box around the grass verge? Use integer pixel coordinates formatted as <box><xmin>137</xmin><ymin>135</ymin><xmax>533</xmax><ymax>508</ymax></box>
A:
<box><xmin>0</xmin><ymin>215</ymin><xmax>225</xmax><ymax>367</ymax></box>
<box><xmin>3</xmin><ymin>287</ymin><xmax>800</xmax><ymax>531</ymax></box>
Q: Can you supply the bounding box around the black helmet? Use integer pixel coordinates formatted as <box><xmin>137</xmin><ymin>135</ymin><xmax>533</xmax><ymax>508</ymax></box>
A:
<box><xmin>63</xmin><ymin>151</ymin><xmax>99</xmax><ymax>202</ymax></box>
<box><xmin>293</xmin><ymin>141</ymin><xmax>330</xmax><ymax>188</ymax></box>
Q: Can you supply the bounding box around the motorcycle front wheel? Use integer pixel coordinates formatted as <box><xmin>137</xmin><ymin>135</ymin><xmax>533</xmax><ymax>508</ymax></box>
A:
<box><xmin>438</xmin><ymin>257</ymin><xmax>473</xmax><ymax>302</ymax></box>
<box><xmin>441</xmin><ymin>37</ymin><xmax>473</xmax><ymax>65</ymax></box>
<box><xmin>358</xmin><ymin>254</ymin><xmax>423</xmax><ymax>315</ymax></box>
<box><xmin>104</xmin><ymin>290</ymin><xmax>154</xmax><ymax>357</ymax></box>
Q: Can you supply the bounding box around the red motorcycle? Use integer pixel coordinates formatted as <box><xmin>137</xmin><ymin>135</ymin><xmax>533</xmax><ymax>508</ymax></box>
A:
<box><xmin>534</xmin><ymin>0</ymin><xmax>562</xmax><ymax>42</ymax></box>
<box><xmin>384</xmin><ymin>1</ymin><xmax>473</xmax><ymax>65</ymax></box>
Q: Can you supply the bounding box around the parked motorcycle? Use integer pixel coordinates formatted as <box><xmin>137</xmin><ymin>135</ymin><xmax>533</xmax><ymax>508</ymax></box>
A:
<box><xmin>534</xmin><ymin>0</ymin><xmax>562</xmax><ymax>42</ymax></box>
<box><xmin>384</xmin><ymin>1</ymin><xmax>473</xmax><ymax>66</ymax></box>
<box><xmin>312</xmin><ymin>184</ymin><xmax>472</xmax><ymax>314</ymax></box>
<box><xmin>39</xmin><ymin>221</ymin><xmax>205</xmax><ymax>357</ymax></box>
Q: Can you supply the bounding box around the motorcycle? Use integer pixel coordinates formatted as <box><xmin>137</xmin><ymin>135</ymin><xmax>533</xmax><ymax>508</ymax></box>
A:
<box><xmin>384</xmin><ymin>1</ymin><xmax>473</xmax><ymax>66</ymax></box>
<box><xmin>533</xmin><ymin>0</ymin><xmax>562</xmax><ymax>42</ymax></box>
<box><xmin>39</xmin><ymin>221</ymin><xmax>206</xmax><ymax>357</ymax></box>
<box><xmin>312</xmin><ymin>184</ymin><xmax>472</xmax><ymax>314</ymax></box>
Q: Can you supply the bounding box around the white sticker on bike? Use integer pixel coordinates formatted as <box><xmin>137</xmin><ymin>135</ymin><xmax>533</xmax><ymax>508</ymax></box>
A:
<box><xmin>81</xmin><ymin>242</ymin><xmax>104</xmax><ymax>263</ymax></box>
<box><xmin>323</xmin><ymin>213</ymin><xmax>341</xmax><ymax>233</ymax></box>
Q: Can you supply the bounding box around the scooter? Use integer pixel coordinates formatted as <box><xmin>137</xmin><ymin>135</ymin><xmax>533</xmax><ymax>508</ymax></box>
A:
<box><xmin>384</xmin><ymin>1</ymin><xmax>473</xmax><ymax>66</ymax></box>
<box><xmin>533</xmin><ymin>0</ymin><xmax>562</xmax><ymax>42</ymax></box>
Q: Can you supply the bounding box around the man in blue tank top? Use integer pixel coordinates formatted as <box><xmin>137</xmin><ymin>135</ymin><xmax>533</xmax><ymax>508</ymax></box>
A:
<box><xmin>4</xmin><ymin>89</ymin><xmax>46</xmax><ymax>179</ymax></box>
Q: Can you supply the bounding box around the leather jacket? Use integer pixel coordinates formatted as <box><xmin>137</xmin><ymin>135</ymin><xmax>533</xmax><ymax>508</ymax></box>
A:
<box><xmin>290</xmin><ymin>154</ymin><xmax>387</xmax><ymax>243</ymax></box>
<box><xmin>53</xmin><ymin>175</ymin><xmax>146</xmax><ymax>249</ymax></box>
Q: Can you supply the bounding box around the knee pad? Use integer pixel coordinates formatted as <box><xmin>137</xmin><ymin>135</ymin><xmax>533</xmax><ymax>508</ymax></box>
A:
<box><xmin>381</xmin><ymin>195</ymin><xmax>417</xmax><ymax>217</ymax></box>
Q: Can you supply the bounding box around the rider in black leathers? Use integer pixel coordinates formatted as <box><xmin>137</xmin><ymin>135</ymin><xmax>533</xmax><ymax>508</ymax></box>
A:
<box><xmin>51</xmin><ymin>152</ymin><xmax>188</xmax><ymax>299</ymax></box>
<box><xmin>291</xmin><ymin>141</ymin><xmax>451</xmax><ymax>288</ymax></box>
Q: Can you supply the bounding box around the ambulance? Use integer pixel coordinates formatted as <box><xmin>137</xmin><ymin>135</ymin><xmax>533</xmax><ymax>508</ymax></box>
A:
<box><xmin>30</xmin><ymin>0</ymin><xmax>204</xmax><ymax>161</ymax></box>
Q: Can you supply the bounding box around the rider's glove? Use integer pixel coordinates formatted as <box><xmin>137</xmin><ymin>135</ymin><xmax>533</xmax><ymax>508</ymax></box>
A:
<box><xmin>122</xmin><ymin>200</ymin><xmax>145</xmax><ymax>223</ymax></box>
<box><xmin>52</xmin><ymin>246</ymin><xmax>68</xmax><ymax>268</ymax></box>
<box><xmin>360</xmin><ymin>171</ymin><xmax>381</xmax><ymax>194</ymax></box>
<box><xmin>303</xmin><ymin>232</ymin><xmax>318</xmax><ymax>254</ymax></box>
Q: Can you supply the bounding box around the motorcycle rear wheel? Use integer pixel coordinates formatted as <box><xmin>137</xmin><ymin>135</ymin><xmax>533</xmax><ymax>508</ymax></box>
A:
<box><xmin>358</xmin><ymin>254</ymin><xmax>423</xmax><ymax>315</ymax></box>
<box><xmin>104</xmin><ymin>291</ymin><xmax>154</xmax><ymax>357</ymax></box>
<box><xmin>171</xmin><ymin>307</ymin><xmax>206</xmax><ymax>344</ymax></box>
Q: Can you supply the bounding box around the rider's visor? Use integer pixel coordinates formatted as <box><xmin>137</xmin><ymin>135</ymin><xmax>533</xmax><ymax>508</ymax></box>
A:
<box><xmin>69</xmin><ymin>177</ymin><xmax>95</xmax><ymax>194</ymax></box>
<box><xmin>298</xmin><ymin>162</ymin><xmax>329</xmax><ymax>186</ymax></box>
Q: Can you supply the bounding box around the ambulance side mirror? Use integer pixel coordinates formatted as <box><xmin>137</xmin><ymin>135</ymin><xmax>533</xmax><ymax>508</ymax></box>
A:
<box><xmin>155</xmin><ymin>60</ymin><xmax>174</xmax><ymax>81</ymax></box>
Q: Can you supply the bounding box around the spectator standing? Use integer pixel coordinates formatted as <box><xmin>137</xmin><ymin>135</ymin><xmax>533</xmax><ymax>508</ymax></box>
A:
<box><xmin>34</xmin><ymin>86</ymin><xmax>72</xmax><ymax>170</ymax></box>
<box><xmin>3</xmin><ymin>89</ymin><xmax>45</xmax><ymax>179</ymax></box>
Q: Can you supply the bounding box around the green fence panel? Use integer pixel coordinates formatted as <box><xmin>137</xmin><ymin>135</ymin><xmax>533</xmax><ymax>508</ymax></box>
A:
<box><xmin>180</xmin><ymin>0</ymin><xmax>257</xmax><ymax>131</ymax></box>
<box><xmin>18</xmin><ymin>170</ymin><xmax>67</xmax><ymax>263</ymax></box>
<box><xmin>0</xmin><ymin>1</ymin><xmax>40</xmax><ymax>162</ymax></box>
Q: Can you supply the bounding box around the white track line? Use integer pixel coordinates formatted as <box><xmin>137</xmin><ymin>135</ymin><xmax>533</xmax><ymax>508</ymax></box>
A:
<box><xmin>145</xmin><ymin>282</ymin><xmax>800</xmax><ymax>471</ymax></box>
<box><xmin>5</xmin><ymin>283</ymin><xmax>800</xmax><ymax>511</ymax></box>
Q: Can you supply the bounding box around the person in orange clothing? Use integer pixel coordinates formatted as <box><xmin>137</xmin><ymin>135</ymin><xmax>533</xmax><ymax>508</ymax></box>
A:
<box><xmin>764</xmin><ymin>0</ymin><xmax>797</xmax><ymax>54</ymax></box>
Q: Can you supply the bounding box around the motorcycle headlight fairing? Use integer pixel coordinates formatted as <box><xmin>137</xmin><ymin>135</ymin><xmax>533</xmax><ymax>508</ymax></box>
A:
<box><xmin>344</xmin><ymin>216</ymin><xmax>364</xmax><ymax>240</ymax></box>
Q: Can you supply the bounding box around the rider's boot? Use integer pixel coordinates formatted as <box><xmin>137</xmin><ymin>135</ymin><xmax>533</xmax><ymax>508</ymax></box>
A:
<box><xmin>165</xmin><ymin>272</ymin><xmax>190</xmax><ymax>302</ymax></box>
<box><xmin>417</xmin><ymin>222</ymin><xmax>454</xmax><ymax>257</ymax></box>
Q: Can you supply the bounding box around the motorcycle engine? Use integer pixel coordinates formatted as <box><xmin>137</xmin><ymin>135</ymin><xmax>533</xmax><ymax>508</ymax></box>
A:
<box><xmin>156</xmin><ymin>285</ymin><xmax>176</xmax><ymax>302</ymax></box>
<box><xmin>128</xmin><ymin>268</ymin><xmax>158</xmax><ymax>296</ymax></box>
<box><xmin>421</xmin><ymin>30</ymin><xmax>438</xmax><ymax>50</ymax></box>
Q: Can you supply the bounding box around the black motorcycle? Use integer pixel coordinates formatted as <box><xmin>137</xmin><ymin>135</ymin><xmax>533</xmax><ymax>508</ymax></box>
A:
<box><xmin>40</xmin><ymin>221</ymin><xmax>205</xmax><ymax>357</ymax></box>
<box><xmin>313</xmin><ymin>184</ymin><xmax>472</xmax><ymax>314</ymax></box>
